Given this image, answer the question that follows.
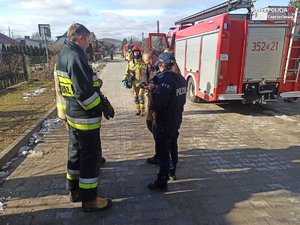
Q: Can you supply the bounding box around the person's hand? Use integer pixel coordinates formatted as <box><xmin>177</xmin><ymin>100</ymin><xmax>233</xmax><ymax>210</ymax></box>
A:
<box><xmin>139</xmin><ymin>82</ymin><xmax>148</xmax><ymax>88</ymax></box>
<box><xmin>100</xmin><ymin>94</ymin><xmax>115</xmax><ymax>120</ymax></box>
<box><xmin>148</xmin><ymin>83</ymin><xmax>155</xmax><ymax>91</ymax></box>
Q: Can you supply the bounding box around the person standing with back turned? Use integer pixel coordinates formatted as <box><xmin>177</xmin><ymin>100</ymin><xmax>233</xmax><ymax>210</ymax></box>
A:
<box><xmin>56</xmin><ymin>23</ymin><xmax>112</xmax><ymax>212</ymax></box>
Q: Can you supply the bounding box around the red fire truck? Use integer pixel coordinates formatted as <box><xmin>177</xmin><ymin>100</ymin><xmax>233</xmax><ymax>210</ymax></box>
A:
<box><xmin>148</xmin><ymin>0</ymin><xmax>300</xmax><ymax>104</ymax></box>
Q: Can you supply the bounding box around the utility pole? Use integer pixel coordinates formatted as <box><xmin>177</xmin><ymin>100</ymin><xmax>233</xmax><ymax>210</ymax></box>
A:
<box><xmin>8</xmin><ymin>26</ymin><xmax>11</xmax><ymax>38</ymax></box>
<box><xmin>142</xmin><ymin>32</ymin><xmax>144</xmax><ymax>41</ymax></box>
<box><xmin>43</xmin><ymin>31</ymin><xmax>51</xmax><ymax>79</ymax></box>
<box><xmin>157</xmin><ymin>20</ymin><xmax>160</xmax><ymax>33</ymax></box>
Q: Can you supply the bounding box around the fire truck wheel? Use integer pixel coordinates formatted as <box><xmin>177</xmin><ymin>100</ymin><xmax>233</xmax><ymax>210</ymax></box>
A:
<box><xmin>187</xmin><ymin>78</ymin><xmax>198</xmax><ymax>103</ymax></box>
<box><xmin>284</xmin><ymin>97</ymin><xmax>298</xmax><ymax>103</ymax></box>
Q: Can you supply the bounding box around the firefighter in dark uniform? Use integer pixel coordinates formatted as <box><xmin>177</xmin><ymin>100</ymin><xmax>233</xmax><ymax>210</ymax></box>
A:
<box><xmin>147</xmin><ymin>53</ymin><xmax>187</xmax><ymax>191</ymax></box>
<box><xmin>56</xmin><ymin>23</ymin><xmax>112</xmax><ymax>212</ymax></box>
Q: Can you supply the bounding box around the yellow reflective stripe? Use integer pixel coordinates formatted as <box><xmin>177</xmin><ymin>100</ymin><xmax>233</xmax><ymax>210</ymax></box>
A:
<box><xmin>58</xmin><ymin>76</ymin><xmax>72</xmax><ymax>84</ymax></box>
<box><xmin>57</xmin><ymin>103</ymin><xmax>66</xmax><ymax>110</ymax></box>
<box><xmin>79</xmin><ymin>182</ymin><xmax>97</xmax><ymax>189</ymax></box>
<box><xmin>66</xmin><ymin>173</ymin><xmax>79</xmax><ymax>180</ymax></box>
<box><xmin>93</xmin><ymin>81</ymin><xmax>100</xmax><ymax>87</ymax></box>
<box><xmin>133</xmin><ymin>81</ymin><xmax>140</xmax><ymax>87</ymax></box>
<box><xmin>81</xmin><ymin>96</ymin><xmax>100</xmax><ymax>111</ymax></box>
<box><xmin>67</xmin><ymin>119</ymin><xmax>101</xmax><ymax>130</ymax></box>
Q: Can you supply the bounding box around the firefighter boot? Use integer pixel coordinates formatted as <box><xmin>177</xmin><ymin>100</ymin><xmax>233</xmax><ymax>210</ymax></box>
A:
<box><xmin>140</xmin><ymin>109</ymin><xmax>145</xmax><ymax>117</ymax></box>
<box><xmin>100</xmin><ymin>157</ymin><xmax>106</xmax><ymax>165</ymax></box>
<box><xmin>146</xmin><ymin>154</ymin><xmax>159</xmax><ymax>165</ymax></box>
<box><xmin>148</xmin><ymin>175</ymin><xmax>168</xmax><ymax>192</ymax></box>
<box><xmin>82</xmin><ymin>197</ymin><xmax>113</xmax><ymax>212</ymax></box>
<box><xmin>70</xmin><ymin>190</ymin><xmax>82</xmax><ymax>203</ymax></box>
<box><xmin>135</xmin><ymin>109</ymin><xmax>141</xmax><ymax>116</ymax></box>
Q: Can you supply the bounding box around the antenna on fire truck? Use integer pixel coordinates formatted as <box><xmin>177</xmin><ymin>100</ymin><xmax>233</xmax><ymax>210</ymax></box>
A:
<box><xmin>175</xmin><ymin>0</ymin><xmax>254</xmax><ymax>25</ymax></box>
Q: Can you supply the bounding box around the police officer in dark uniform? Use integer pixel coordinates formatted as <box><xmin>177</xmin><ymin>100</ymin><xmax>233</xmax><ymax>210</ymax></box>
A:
<box><xmin>147</xmin><ymin>53</ymin><xmax>187</xmax><ymax>191</ymax></box>
<box><xmin>56</xmin><ymin>23</ymin><xmax>112</xmax><ymax>212</ymax></box>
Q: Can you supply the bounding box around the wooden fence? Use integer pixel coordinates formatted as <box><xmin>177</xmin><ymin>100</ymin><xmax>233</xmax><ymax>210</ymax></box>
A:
<box><xmin>0</xmin><ymin>53</ymin><xmax>29</xmax><ymax>90</ymax></box>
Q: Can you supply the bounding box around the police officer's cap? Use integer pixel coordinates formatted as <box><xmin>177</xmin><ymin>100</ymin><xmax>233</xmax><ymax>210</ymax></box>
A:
<box><xmin>155</xmin><ymin>52</ymin><xmax>175</xmax><ymax>66</ymax></box>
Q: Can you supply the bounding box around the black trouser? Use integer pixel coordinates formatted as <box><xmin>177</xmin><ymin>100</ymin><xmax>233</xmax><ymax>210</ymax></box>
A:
<box><xmin>146</xmin><ymin>120</ymin><xmax>158</xmax><ymax>157</ymax></box>
<box><xmin>155</xmin><ymin>127</ymin><xmax>179</xmax><ymax>179</ymax></box>
<box><xmin>67</xmin><ymin>125</ymin><xmax>100</xmax><ymax>201</ymax></box>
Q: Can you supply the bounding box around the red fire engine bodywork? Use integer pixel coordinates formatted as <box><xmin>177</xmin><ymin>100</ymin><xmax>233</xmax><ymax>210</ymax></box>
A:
<box><xmin>149</xmin><ymin>13</ymin><xmax>300</xmax><ymax>104</ymax></box>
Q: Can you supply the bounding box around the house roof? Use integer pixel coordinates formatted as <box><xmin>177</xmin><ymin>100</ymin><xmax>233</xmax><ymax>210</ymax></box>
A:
<box><xmin>56</xmin><ymin>32</ymin><xmax>67</xmax><ymax>39</ymax></box>
<box><xmin>0</xmin><ymin>33</ymin><xmax>19</xmax><ymax>45</ymax></box>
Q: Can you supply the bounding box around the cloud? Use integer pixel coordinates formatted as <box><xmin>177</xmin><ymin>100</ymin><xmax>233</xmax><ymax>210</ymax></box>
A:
<box><xmin>2</xmin><ymin>0</ymin><xmax>279</xmax><ymax>40</ymax></box>
<box><xmin>17</xmin><ymin>0</ymin><xmax>90</xmax><ymax>16</ymax></box>
<box><xmin>112</xmin><ymin>0</ymin><xmax>214</xmax><ymax>9</ymax></box>
<box><xmin>103</xmin><ymin>9</ymin><xmax>162</xmax><ymax>17</ymax></box>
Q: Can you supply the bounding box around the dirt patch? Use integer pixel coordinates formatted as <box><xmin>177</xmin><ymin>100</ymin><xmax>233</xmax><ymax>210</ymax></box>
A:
<box><xmin>0</xmin><ymin>79</ymin><xmax>55</xmax><ymax>153</ymax></box>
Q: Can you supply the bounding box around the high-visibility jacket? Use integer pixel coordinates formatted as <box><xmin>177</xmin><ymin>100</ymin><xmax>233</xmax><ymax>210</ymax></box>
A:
<box><xmin>124</xmin><ymin>58</ymin><xmax>146</xmax><ymax>87</ymax></box>
<box><xmin>126</xmin><ymin>51</ymin><xmax>133</xmax><ymax>61</ymax></box>
<box><xmin>54</xmin><ymin>64</ymin><xmax>66</xmax><ymax>120</ymax></box>
<box><xmin>56</xmin><ymin>41</ymin><xmax>102</xmax><ymax>131</ymax></box>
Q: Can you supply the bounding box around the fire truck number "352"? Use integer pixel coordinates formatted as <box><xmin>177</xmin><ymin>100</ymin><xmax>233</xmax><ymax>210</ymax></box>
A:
<box><xmin>251</xmin><ymin>41</ymin><xmax>279</xmax><ymax>52</ymax></box>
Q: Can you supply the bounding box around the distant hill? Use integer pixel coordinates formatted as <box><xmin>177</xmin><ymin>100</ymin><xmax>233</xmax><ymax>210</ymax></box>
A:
<box><xmin>99</xmin><ymin>38</ymin><xmax>122</xmax><ymax>48</ymax></box>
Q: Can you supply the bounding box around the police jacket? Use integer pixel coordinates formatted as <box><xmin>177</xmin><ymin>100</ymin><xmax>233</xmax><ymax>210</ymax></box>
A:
<box><xmin>150</xmin><ymin>70</ymin><xmax>187</xmax><ymax>132</ymax></box>
<box><xmin>56</xmin><ymin>41</ymin><xmax>102</xmax><ymax>131</ymax></box>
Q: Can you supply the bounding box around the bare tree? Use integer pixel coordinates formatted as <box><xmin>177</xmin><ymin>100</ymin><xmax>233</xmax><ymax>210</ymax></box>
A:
<box><xmin>31</xmin><ymin>32</ymin><xmax>43</xmax><ymax>40</ymax></box>
<box><xmin>289</xmin><ymin>0</ymin><xmax>300</xmax><ymax>8</ymax></box>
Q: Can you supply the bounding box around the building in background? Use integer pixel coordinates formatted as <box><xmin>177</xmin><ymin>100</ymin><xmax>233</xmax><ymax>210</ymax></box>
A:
<box><xmin>0</xmin><ymin>32</ymin><xmax>19</xmax><ymax>51</ymax></box>
<box><xmin>16</xmin><ymin>36</ymin><xmax>42</xmax><ymax>48</ymax></box>
<box><xmin>55</xmin><ymin>32</ymin><xmax>67</xmax><ymax>45</ymax></box>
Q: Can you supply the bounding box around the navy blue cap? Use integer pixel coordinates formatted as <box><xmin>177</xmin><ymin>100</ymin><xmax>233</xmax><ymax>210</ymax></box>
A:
<box><xmin>154</xmin><ymin>52</ymin><xmax>175</xmax><ymax>66</ymax></box>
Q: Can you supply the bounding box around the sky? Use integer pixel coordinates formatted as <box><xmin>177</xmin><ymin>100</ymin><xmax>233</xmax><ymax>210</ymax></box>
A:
<box><xmin>0</xmin><ymin>0</ymin><xmax>290</xmax><ymax>41</ymax></box>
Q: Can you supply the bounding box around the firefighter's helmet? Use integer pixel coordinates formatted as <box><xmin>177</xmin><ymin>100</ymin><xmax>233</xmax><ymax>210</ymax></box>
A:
<box><xmin>132</xmin><ymin>45</ymin><xmax>141</xmax><ymax>59</ymax></box>
<box><xmin>132</xmin><ymin>45</ymin><xmax>140</xmax><ymax>51</ymax></box>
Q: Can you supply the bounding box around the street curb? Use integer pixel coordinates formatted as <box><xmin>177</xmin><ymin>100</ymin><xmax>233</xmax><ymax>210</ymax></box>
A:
<box><xmin>0</xmin><ymin>106</ymin><xmax>57</xmax><ymax>168</ymax></box>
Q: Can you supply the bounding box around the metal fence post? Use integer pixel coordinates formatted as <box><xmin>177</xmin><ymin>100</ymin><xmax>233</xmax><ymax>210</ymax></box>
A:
<box><xmin>23</xmin><ymin>54</ymin><xmax>31</xmax><ymax>81</ymax></box>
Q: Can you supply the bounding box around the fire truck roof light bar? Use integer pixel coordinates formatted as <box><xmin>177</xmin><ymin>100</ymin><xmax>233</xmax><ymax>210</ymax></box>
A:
<box><xmin>175</xmin><ymin>0</ymin><xmax>254</xmax><ymax>25</ymax></box>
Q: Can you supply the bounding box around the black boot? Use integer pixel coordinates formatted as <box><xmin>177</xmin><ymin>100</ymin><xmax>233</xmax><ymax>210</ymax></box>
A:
<box><xmin>100</xmin><ymin>157</ymin><xmax>106</xmax><ymax>165</ymax></box>
<box><xmin>70</xmin><ymin>189</ymin><xmax>82</xmax><ymax>202</ymax></box>
<box><xmin>148</xmin><ymin>175</ymin><xmax>168</xmax><ymax>192</ymax></box>
<box><xmin>169</xmin><ymin>168</ymin><xmax>176</xmax><ymax>181</ymax></box>
<box><xmin>146</xmin><ymin>155</ymin><xmax>159</xmax><ymax>165</ymax></box>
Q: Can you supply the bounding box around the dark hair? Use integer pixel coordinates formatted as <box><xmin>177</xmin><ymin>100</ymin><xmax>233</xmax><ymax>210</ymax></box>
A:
<box><xmin>67</xmin><ymin>23</ymin><xmax>90</xmax><ymax>42</ymax></box>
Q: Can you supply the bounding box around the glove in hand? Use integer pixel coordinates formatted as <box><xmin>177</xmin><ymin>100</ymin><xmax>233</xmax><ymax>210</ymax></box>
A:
<box><xmin>100</xmin><ymin>94</ymin><xmax>115</xmax><ymax>120</ymax></box>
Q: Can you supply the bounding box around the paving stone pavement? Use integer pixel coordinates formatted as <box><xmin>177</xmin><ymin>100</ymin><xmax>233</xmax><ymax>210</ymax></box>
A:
<box><xmin>1</xmin><ymin>56</ymin><xmax>300</xmax><ymax>225</ymax></box>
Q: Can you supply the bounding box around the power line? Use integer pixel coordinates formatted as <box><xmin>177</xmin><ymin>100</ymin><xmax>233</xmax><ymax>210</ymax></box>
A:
<box><xmin>92</xmin><ymin>21</ymin><xmax>157</xmax><ymax>33</ymax></box>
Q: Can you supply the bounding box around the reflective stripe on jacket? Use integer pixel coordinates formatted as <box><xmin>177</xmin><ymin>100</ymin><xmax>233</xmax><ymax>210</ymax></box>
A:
<box><xmin>54</xmin><ymin>64</ymin><xmax>66</xmax><ymax>120</ymax></box>
<box><xmin>56</xmin><ymin>41</ymin><xmax>102</xmax><ymax>130</ymax></box>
